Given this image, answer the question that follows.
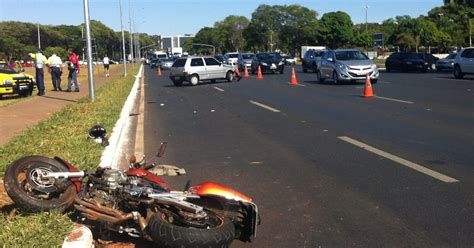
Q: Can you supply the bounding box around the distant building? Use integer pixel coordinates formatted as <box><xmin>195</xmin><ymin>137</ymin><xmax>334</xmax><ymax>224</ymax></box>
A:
<box><xmin>160</xmin><ymin>34</ymin><xmax>194</xmax><ymax>52</ymax></box>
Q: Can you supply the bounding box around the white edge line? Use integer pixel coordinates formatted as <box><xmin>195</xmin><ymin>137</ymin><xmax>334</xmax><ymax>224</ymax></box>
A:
<box><xmin>214</xmin><ymin>86</ymin><xmax>225</xmax><ymax>92</ymax></box>
<box><xmin>375</xmin><ymin>96</ymin><xmax>414</xmax><ymax>104</ymax></box>
<box><xmin>337</xmin><ymin>136</ymin><xmax>459</xmax><ymax>183</ymax></box>
<box><xmin>286</xmin><ymin>82</ymin><xmax>306</xmax><ymax>87</ymax></box>
<box><xmin>249</xmin><ymin>100</ymin><xmax>281</xmax><ymax>113</ymax></box>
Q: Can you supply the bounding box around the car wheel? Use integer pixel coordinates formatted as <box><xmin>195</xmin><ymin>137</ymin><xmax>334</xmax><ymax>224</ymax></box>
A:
<box><xmin>189</xmin><ymin>74</ymin><xmax>199</xmax><ymax>86</ymax></box>
<box><xmin>280</xmin><ymin>68</ymin><xmax>284</xmax><ymax>74</ymax></box>
<box><xmin>226</xmin><ymin>71</ymin><xmax>234</xmax><ymax>82</ymax></box>
<box><xmin>317</xmin><ymin>70</ymin><xmax>325</xmax><ymax>83</ymax></box>
<box><xmin>453</xmin><ymin>65</ymin><xmax>464</xmax><ymax>79</ymax></box>
<box><xmin>333</xmin><ymin>71</ymin><xmax>340</xmax><ymax>84</ymax></box>
<box><xmin>172</xmin><ymin>79</ymin><xmax>183</xmax><ymax>86</ymax></box>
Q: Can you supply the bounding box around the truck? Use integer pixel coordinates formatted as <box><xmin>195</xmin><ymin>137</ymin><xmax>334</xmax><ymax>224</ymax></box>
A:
<box><xmin>171</xmin><ymin>47</ymin><xmax>183</xmax><ymax>58</ymax></box>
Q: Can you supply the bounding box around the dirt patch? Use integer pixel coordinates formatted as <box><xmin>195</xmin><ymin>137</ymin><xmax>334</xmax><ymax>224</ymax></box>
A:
<box><xmin>0</xmin><ymin>179</ymin><xmax>13</xmax><ymax>209</ymax></box>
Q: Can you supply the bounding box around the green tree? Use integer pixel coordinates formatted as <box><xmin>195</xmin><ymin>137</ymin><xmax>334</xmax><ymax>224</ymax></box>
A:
<box><xmin>214</xmin><ymin>15</ymin><xmax>250</xmax><ymax>52</ymax></box>
<box><xmin>318</xmin><ymin>11</ymin><xmax>354</xmax><ymax>49</ymax></box>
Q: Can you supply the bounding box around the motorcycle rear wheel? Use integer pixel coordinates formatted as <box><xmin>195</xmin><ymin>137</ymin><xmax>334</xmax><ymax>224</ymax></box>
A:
<box><xmin>3</xmin><ymin>156</ymin><xmax>77</xmax><ymax>212</ymax></box>
<box><xmin>147</xmin><ymin>209</ymin><xmax>235</xmax><ymax>248</ymax></box>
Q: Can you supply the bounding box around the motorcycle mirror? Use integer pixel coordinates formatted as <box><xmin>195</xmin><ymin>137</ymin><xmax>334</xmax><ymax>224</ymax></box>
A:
<box><xmin>157</xmin><ymin>142</ymin><xmax>168</xmax><ymax>158</ymax></box>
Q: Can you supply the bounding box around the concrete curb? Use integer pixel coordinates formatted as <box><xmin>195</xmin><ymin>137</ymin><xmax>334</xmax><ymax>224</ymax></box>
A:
<box><xmin>62</xmin><ymin>65</ymin><xmax>143</xmax><ymax>248</ymax></box>
<box><xmin>100</xmin><ymin>65</ymin><xmax>143</xmax><ymax>169</ymax></box>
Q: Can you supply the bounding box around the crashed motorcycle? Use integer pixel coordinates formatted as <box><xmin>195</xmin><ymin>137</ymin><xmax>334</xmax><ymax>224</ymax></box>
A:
<box><xmin>3</xmin><ymin>143</ymin><xmax>258</xmax><ymax>247</ymax></box>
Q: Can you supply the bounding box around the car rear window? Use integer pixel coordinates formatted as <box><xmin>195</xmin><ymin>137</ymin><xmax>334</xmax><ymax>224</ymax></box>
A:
<box><xmin>172</xmin><ymin>59</ymin><xmax>186</xmax><ymax>67</ymax></box>
<box><xmin>242</xmin><ymin>54</ymin><xmax>254</xmax><ymax>59</ymax></box>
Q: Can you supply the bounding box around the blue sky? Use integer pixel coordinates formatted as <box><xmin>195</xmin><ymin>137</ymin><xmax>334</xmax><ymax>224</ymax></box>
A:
<box><xmin>0</xmin><ymin>0</ymin><xmax>443</xmax><ymax>35</ymax></box>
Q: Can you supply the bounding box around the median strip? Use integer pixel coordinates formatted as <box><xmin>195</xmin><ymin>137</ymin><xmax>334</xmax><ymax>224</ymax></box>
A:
<box><xmin>249</xmin><ymin>100</ymin><xmax>281</xmax><ymax>113</ymax></box>
<box><xmin>337</xmin><ymin>136</ymin><xmax>459</xmax><ymax>183</ymax></box>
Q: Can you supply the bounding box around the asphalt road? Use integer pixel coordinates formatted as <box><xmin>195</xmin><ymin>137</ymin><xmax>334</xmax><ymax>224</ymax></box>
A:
<box><xmin>142</xmin><ymin>65</ymin><xmax>473</xmax><ymax>247</ymax></box>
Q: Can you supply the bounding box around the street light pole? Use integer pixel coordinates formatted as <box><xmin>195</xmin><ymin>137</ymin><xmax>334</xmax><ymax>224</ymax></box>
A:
<box><xmin>83</xmin><ymin>0</ymin><xmax>95</xmax><ymax>101</ymax></box>
<box><xmin>128</xmin><ymin>0</ymin><xmax>134</xmax><ymax>63</ymax></box>
<box><xmin>119</xmin><ymin>0</ymin><xmax>127</xmax><ymax>76</ymax></box>
<box><xmin>365</xmin><ymin>5</ymin><xmax>369</xmax><ymax>33</ymax></box>
<box><xmin>37</xmin><ymin>23</ymin><xmax>41</xmax><ymax>49</ymax></box>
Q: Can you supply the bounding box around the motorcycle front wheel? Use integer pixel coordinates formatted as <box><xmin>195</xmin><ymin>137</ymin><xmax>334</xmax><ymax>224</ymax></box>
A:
<box><xmin>3</xmin><ymin>156</ymin><xmax>77</xmax><ymax>212</ymax></box>
<box><xmin>146</xmin><ymin>209</ymin><xmax>235</xmax><ymax>248</ymax></box>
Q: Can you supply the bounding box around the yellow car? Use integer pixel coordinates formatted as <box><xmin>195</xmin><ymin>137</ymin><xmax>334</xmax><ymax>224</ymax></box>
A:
<box><xmin>0</xmin><ymin>61</ymin><xmax>36</xmax><ymax>98</ymax></box>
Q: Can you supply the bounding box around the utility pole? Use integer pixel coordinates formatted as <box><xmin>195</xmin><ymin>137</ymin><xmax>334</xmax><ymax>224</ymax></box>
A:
<box><xmin>37</xmin><ymin>23</ymin><xmax>41</xmax><ymax>49</ymax></box>
<box><xmin>119</xmin><ymin>0</ymin><xmax>127</xmax><ymax>76</ymax></box>
<box><xmin>470</xmin><ymin>19</ymin><xmax>472</xmax><ymax>47</ymax></box>
<box><xmin>83</xmin><ymin>0</ymin><xmax>95</xmax><ymax>101</ymax></box>
<box><xmin>128</xmin><ymin>0</ymin><xmax>134</xmax><ymax>63</ymax></box>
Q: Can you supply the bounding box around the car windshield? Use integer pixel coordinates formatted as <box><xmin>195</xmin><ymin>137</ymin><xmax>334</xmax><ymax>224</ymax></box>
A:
<box><xmin>0</xmin><ymin>63</ymin><xmax>17</xmax><ymax>74</ymax></box>
<box><xmin>404</xmin><ymin>53</ymin><xmax>424</xmax><ymax>59</ymax></box>
<box><xmin>241</xmin><ymin>54</ymin><xmax>254</xmax><ymax>59</ymax></box>
<box><xmin>335</xmin><ymin>51</ymin><xmax>369</xmax><ymax>61</ymax></box>
<box><xmin>257</xmin><ymin>53</ymin><xmax>281</xmax><ymax>60</ymax></box>
<box><xmin>227</xmin><ymin>53</ymin><xmax>239</xmax><ymax>58</ymax></box>
<box><xmin>446</xmin><ymin>54</ymin><xmax>457</xmax><ymax>59</ymax></box>
<box><xmin>172</xmin><ymin>59</ymin><xmax>186</xmax><ymax>67</ymax></box>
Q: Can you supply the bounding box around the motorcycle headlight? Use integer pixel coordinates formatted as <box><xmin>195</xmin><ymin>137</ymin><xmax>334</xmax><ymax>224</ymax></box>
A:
<box><xmin>261</xmin><ymin>62</ymin><xmax>268</xmax><ymax>66</ymax></box>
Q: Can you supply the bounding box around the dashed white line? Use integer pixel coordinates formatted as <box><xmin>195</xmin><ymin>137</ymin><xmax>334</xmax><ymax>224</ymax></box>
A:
<box><xmin>375</xmin><ymin>96</ymin><xmax>414</xmax><ymax>104</ymax></box>
<box><xmin>338</xmin><ymin>136</ymin><xmax>459</xmax><ymax>183</ymax></box>
<box><xmin>249</xmin><ymin>100</ymin><xmax>281</xmax><ymax>113</ymax></box>
<box><xmin>213</xmin><ymin>87</ymin><xmax>225</xmax><ymax>92</ymax></box>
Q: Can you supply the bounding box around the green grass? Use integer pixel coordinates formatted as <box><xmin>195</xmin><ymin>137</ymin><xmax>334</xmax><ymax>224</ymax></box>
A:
<box><xmin>0</xmin><ymin>211</ymin><xmax>73</xmax><ymax>247</ymax></box>
<box><xmin>0</xmin><ymin>64</ymin><xmax>140</xmax><ymax>247</ymax></box>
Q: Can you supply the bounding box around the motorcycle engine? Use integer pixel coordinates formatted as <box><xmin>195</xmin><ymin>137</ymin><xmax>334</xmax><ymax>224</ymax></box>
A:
<box><xmin>87</xmin><ymin>169</ymin><xmax>127</xmax><ymax>207</ymax></box>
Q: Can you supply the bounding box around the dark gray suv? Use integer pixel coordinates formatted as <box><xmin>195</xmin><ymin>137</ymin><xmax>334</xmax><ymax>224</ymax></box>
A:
<box><xmin>302</xmin><ymin>49</ymin><xmax>326</xmax><ymax>73</ymax></box>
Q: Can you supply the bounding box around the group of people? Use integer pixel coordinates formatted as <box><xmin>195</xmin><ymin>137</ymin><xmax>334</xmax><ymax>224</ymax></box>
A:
<box><xmin>28</xmin><ymin>48</ymin><xmax>111</xmax><ymax>96</ymax></box>
<box><xmin>29</xmin><ymin>48</ymin><xmax>81</xmax><ymax>96</ymax></box>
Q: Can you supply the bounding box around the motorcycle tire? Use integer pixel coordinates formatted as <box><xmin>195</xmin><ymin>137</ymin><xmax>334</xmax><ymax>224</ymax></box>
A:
<box><xmin>3</xmin><ymin>156</ymin><xmax>77</xmax><ymax>213</ymax></box>
<box><xmin>147</xmin><ymin>210</ymin><xmax>235</xmax><ymax>248</ymax></box>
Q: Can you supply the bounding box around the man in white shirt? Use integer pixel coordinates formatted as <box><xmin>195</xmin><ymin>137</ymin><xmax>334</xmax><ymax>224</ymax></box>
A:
<box><xmin>48</xmin><ymin>53</ymin><xmax>63</xmax><ymax>91</ymax></box>
<box><xmin>103</xmin><ymin>55</ymin><xmax>110</xmax><ymax>77</ymax></box>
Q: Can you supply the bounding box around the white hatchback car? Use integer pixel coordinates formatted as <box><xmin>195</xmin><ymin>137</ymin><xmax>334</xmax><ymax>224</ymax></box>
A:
<box><xmin>169</xmin><ymin>56</ymin><xmax>235</xmax><ymax>86</ymax></box>
<box><xmin>453</xmin><ymin>47</ymin><xmax>474</xmax><ymax>79</ymax></box>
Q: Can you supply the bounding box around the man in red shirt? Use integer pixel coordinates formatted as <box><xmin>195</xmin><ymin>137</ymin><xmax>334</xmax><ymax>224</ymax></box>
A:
<box><xmin>66</xmin><ymin>48</ymin><xmax>80</xmax><ymax>92</ymax></box>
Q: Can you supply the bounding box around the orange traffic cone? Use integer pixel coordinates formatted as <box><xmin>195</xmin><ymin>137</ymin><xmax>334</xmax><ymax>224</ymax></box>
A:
<box><xmin>244</xmin><ymin>65</ymin><xmax>249</xmax><ymax>78</ymax></box>
<box><xmin>257</xmin><ymin>65</ymin><xmax>263</xmax><ymax>80</ymax></box>
<box><xmin>362</xmin><ymin>73</ymin><xmax>375</xmax><ymax>97</ymax></box>
<box><xmin>290</xmin><ymin>66</ymin><xmax>298</xmax><ymax>85</ymax></box>
<box><xmin>156</xmin><ymin>67</ymin><xmax>162</xmax><ymax>77</ymax></box>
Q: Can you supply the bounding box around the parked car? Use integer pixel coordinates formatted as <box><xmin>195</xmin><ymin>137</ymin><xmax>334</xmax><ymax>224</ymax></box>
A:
<box><xmin>0</xmin><ymin>61</ymin><xmax>35</xmax><ymax>98</ymax></box>
<box><xmin>453</xmin><ymin>47</ymin><xmax>474</xmax><ymax>79</ymax></box>
<box><xmin>150</xmin><ymin>59</ymin><xmax>160</xmax><ymax>68</ymax></box>
<box><xmin>302</xmin><ymin>49</ymin><xmax>326</xmax><ymax>73</ymax></box>
<box><xmin>251</xmin><ymin>52</ymin><xmax>285</xmax><ymax>74</ymax></box>
<box><xmin>169</xmin><ymin>56</ymin><xmax>235</xmax><ymax>86</ymax></box>
<box><xmin>283</xmin><ymin>55</ymin><xmax>296</xmax><ymax>65</ymax></box>
<box><xmin>317</xmin><ymin>49</ymin><xmax>379</xmax><ymax>84</ymax></box>
<box><xmin>223</xmin><ymin>52</ymin><xmax>239</xmax><ymax>65</ymax></box>
<box><xmin>238</xmin><ymin>53</ymin><xmax>255</xmax><ymax>70</ymax></box>
<box><xmin>214</xmin><ymin>55</ymin><xmax>224</xmax><ymax>63</ymax></box>
<box><xmin>435</xmin><ymin>53</ymin><xmax>457</xmax><ymax>72</ymax></box>
<box><xmin>385</xmin><ymin>52</ymin><xmax>438</xmax><ymax>72</ymax></box>
<box><xmin>160</xmin><ymin>58</ymin><xmax>175</xmax><ymax>70</ymax></box>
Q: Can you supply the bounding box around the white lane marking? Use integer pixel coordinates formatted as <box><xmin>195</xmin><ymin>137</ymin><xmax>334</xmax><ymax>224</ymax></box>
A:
<box><xmin>286</xmin><ymin>82</ymin><xmax>307</xmax><ymax>87</ymax></box>
<box><xmin>380</xmin><ymin>81</ymin><xmax>391</xmax><ymax>84</ymax></box>
<box><xmin>214</xmin><ymin>87</ymin><xmax>225</xmax><ymax>92</ymax></box>
<box><xmin>337</xmin><ymin>136</ymin><xmax>459</xmax><ymax>183</ymax></box>
<box><xmin>375</xmin><ymin>96</ymin><xmax>414</xmax><ymax>104</ymax></box>
<box><xmin>249</xmin><ymin>100</ymin><xmax>281</xmax><ymax>113</ymax></box>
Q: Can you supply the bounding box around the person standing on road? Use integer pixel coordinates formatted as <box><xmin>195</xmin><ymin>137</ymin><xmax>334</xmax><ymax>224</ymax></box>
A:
<box><xmin>29</xmin><ymin>49</ymin><xmax>49</xmax><ymax>96</ymax></box>
<box><xmin>48</xmin><ymin>53</ymin><xmax>63</xmax><ymax>91</ymax></box>
<box><xmin>66</xmin><ymin>48</ymin><xmax>80</xmax><ymax>92</ymax></box>
<box><xmin>103</xmin><ymin>55</ymin><xmax>110</xmax><ymax>77</ymax></box>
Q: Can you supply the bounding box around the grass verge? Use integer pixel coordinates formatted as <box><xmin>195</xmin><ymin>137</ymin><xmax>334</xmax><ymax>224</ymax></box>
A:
<box><xmin>0</xmin><ymin>64</ymin><xmax>140</xmax><ymax>247</ymax></box>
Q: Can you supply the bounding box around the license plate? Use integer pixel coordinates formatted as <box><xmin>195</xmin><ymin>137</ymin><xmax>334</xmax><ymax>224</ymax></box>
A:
<box><xmin>19</xmin><ymin>85</ymin><xmax>28</xmax><ymax>90</ymax></box>
<box><xmin>358</xmin><ymin>71</ymin><xmax>371</xmax><ymax>76</ymax></box>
